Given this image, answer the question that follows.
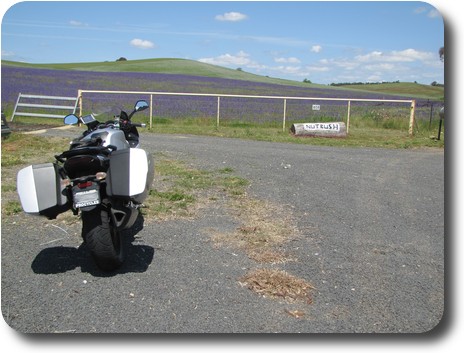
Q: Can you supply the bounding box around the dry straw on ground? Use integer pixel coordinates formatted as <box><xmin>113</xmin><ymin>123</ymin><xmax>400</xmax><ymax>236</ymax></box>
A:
<box><xmin>211</xmin><ymin>197</ymin><xmax>300</xmax><ymax>264</ymax></box>
<box><xmin>239</xmin><ymin>268</ymin><xmax>315</xmax><ymax>304</ymax></box>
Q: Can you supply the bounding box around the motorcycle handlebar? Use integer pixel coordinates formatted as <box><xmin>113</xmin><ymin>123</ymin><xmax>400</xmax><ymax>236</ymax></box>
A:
<box><xmin>92</xmin><ymin>120</ymin><xmax>146</xmax><ymax>131</ymax></box>
<box><xmin>131</xmin><ymin>122</ymin><xmax>146</xmax><ymax>128</ymax></box>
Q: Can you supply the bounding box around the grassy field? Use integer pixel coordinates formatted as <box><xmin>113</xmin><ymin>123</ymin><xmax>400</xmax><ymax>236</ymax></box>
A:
<box><xmin>2</xmin><ymin>58</ymin><xmax>445</xmax><ymax>149</ymax></box>
<box><xmin>2</xmin><ymin>58</ymin><xmax>445</xmax><ymax>99</ymax></box>
<box><xmin>6</xmin><ymin>112</ymin><xmax>445</xmax><ymax>149</ymax></box>
<box><xmin>149</xmin><ymin>117</ymin><xmax>444</xmax><ymax>149</ymax></box>
<box><xmin>0</xmin><ymin>132</ymin><xmax>248</xmax><ymax>220</ymax></box>
<box><xmin>2</xmin><ymin>58</ymin><xmax>318</xmax><ymax>87</ymax></box>
<box><xmin>335</xmin><ymin>82</ymin><xmax>444</xmax><ymax>100</ymax></box>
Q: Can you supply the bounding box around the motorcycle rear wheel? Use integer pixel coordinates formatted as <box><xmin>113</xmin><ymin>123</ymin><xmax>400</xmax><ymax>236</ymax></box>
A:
<box><xmin>81</xmin><ymin>206</ymin><xmax>125</xmax><ymax>271</ymax></box>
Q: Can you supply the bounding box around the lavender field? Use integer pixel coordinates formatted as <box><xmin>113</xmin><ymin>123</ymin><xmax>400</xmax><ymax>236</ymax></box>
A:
<box><xmin>1</xmin><ymin>65</ymin><xmax>443</xmax><ymax>129</ymax></box>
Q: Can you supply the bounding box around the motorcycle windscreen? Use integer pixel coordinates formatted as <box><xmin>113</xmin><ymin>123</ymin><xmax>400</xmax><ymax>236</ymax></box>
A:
<box><xmin>17</xmin><ymin>163</ymin><xmax>68</xmax><ymax>214</ymax></box>
<box><xmin>106</xmin><ymin>149</ymin><xmax>153</xmax><ymax>203</ymax></box>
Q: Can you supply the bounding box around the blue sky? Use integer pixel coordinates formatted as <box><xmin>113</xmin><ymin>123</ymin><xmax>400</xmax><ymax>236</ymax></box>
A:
<box><xmin>1</xmin><ymin>1</ymin><xmax>445</xmax><ymax>84</ymax></box>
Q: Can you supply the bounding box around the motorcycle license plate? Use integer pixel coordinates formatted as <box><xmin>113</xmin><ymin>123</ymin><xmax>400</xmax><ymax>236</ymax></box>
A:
<box><xmin>73</xmin><ymin>185</ymin><xmax>100</xmax><ymax>208</ymax></box>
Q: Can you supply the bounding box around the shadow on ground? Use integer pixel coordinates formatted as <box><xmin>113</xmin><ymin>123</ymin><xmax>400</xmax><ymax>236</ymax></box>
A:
<box><xmin>30</xmin><ymin>215</ymin><xmax>154</xmax><ymax>277</ymax></box>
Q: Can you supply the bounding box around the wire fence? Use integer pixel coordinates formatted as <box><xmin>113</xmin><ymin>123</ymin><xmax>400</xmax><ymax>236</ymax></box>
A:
<box><xmin>77</xmin><ymin>89</ymin><xmax>443</xmax><ymax>136</ymax></box>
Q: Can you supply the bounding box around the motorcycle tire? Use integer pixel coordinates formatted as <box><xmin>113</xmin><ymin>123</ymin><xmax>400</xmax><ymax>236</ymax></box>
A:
<box><xmin>81</xmin><ymin>206</ymin><xmax>125</xmax><ymax>271</ymax></box>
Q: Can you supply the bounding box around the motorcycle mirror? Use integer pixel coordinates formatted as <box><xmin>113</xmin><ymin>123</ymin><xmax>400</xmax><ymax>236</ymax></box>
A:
<box><xmin>134</xmin><ymin>100</ymin><xmax>149</xmax><ymax>112</ymax></box>
<box><xmin>64</xmin><ymin>114</ymin><xmax>79</xmax><ymax>125</ymax></box>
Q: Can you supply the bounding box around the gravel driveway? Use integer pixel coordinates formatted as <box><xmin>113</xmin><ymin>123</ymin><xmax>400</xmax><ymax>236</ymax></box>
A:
<box><xmin>1</xmin><ymin>130</ymin><xmax>444</xmax><ymax>333</ymax></box>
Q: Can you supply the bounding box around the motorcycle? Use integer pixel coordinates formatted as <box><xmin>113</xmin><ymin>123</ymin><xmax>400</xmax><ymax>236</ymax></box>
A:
<box><xmin>16</xmin><ymin>100</ymin><xmax>154</xmax><ymax>271</ymax></box>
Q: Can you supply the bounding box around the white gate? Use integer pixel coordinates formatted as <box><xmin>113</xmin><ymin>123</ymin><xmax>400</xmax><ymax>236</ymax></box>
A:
<box><xmin>10</xmin><ymin>93</ymin><xmax>79</xmax><ymax>121</ymax></box>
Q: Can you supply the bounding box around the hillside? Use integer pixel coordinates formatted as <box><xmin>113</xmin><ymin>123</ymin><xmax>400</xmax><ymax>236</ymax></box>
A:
<box><xmin>336</xmin><ymin>82</ymin><xmax>444</xmax><ymax>101</ymax></box>
<box><xmin>1</xmin><ymin>58</ymin><xmax>314</xmax><ymax>88</ymax></box>
<box><xmin>1</xmin><ymin>58</ymin><xmax>444</xmax><ymax>101</ymax></box>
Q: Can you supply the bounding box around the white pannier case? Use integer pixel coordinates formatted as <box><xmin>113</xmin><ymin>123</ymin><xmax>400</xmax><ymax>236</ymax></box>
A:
<box><xmin>17</xmin><ymin>163</ymin><xmax>69</xmax><ymax>216</ymax></box>
<box><xmin>106</xmin><ymin>148</ymin><xmax>154</xmax><ymax>204</ymax></box>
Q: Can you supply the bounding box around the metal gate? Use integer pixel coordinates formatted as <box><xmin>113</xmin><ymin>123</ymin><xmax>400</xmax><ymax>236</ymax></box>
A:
<box><xmin>10</xmin><ymin>93</ymin><xmax>79</xmax><ymax>121</ymax></box>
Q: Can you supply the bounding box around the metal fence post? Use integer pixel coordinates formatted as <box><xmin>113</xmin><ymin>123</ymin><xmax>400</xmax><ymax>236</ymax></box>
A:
<box><xmin>10</xmin><ymin>93</ymin><xmax>21</xmax><ymax>121</ymax></box>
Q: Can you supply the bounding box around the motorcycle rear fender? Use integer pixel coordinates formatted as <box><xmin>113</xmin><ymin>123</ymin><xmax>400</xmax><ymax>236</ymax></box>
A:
<box><xmin>110</xmin><ymin>203</ymin><xmax>139</xmax><ymax>230</ymax></box>
<box><xmin>17</xmin><ymin>163</ymin><xmax>70</xmax><ymax>218</ymax></box>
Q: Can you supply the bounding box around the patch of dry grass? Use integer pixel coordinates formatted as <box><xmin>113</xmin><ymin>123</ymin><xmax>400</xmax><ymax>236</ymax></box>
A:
<box><xmin>208</xmin><ymin>192</ymin><xmax>317</xmax><ymax>311</ymax></box>
<box><xmin>239</xmin><ymin>268</ymin><xmax>315</xmax><ymax>304</ymax></box>
<box><xmin>210</xmin><ymin>197</ymin><xmax>299</xmax><ymax>264</ymax></box>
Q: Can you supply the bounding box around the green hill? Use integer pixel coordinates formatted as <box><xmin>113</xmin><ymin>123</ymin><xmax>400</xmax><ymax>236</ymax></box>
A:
<box><xmin>1</xmin><ymin>58</ymin><xmax>312</xmax><ymax>87</ymax></box>
<box><xmin>335</xmin><ymin>82</ymin><xmax>444</xmax><ymax>101</ymax></box>
<box><xmin>1</xmin><ymin>58</ymin><xmax>444</xmax><ymax>100</ymax></box>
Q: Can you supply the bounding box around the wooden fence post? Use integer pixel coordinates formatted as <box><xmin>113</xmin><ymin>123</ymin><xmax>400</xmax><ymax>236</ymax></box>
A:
<box><xmin>150</xmin><ymin>94</ymin><xmax>153</xmax><ymax>129</ymax></box>
<box><xmin>217</xmin><ymin>96</ymin><xmax>221</xmax><ymax>128</ymax></box>
<box><xmin>78</xmin><ymin>90</ymin><xmax>83</xmax><ymax>117</ymax></box>
<box><xmin>409</xmin><ymin>100</ymin><xmax>416</xmax><ymax>137</ymax></box>
<box><xmin>347</xmin><ymin>100</ymin><xmax>351</xmax><ymax>134</ymax></box>
<box><xmin>283</xmin><ymin>98</ymin><xmax>287</xmax><ymax>132</ymax></box>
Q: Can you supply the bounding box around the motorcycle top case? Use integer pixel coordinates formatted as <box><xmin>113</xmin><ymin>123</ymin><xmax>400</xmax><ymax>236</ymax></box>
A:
<box><xmin>106</xmin><ymin>148</ymin><xmax>154</xmax><ymax>203</ymax></box>
<box><xmin>17</xmin><ymin>163</ymin><xmax>69</xmax><ymax>217</ymax></box>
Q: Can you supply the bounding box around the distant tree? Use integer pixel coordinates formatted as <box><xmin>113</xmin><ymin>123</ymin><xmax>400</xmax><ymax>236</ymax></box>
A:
<box><xmin>303</xmin><ymin>78</ymin><xmax>312</xmax><ymax>84</ymax></box>
<box><xmin>116</xmin><ymin>57</ymin><xmax>127</xmax><ymax>62</ymax></box>
<box><xmin>236</xmin><ymin>68</ymin><xmax>243</xmax><ymax>71</ymax></box>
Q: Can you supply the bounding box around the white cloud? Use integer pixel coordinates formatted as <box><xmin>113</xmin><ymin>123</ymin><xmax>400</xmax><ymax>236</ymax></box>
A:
<box><xmin>355</xmin><ymin>51</ymin><xmax>383</xmax><ymax>62</ymax></box>
<box><xmin>391</xmin><ymin>49</ymin><xmax>434</xmax><ymax>61</ymax></box>
<box><xmin>69</xmin><ymin>20</ymin><xmax>88</xmax><ymax>27</ymax></box>
<box><xmin>130</xmin><ymin>38</ymin><xmax>155</xmax><ymax>49</ymax></box>
<box><xmin>199</xmin><ymin>46</ymin><xmax>441</xmax><ymax>84</ymax></box>
<box><xmin>311</xmin><ymin>45</ymin><xmax>322</xmax><ymax>53</ymax></box>
<box><xmin>273</xmin><ymin>66</ymin><xmax>303</xmax><ymax>75</ymax></box>
<box><xmin>199</xmin><ymin>50</ymin><xmax>255</xmax><ymax>67</ymax></box>
<box><xmin>310</xmin><ymin>47</ymin><xmax>441</xmax><ymax>83</ymax></box>
<box><xmin>1</xmin><ymin>49</ymin><xmax>15</xmax><ymax>58</ymax></box>
<box><xmin>305</xmin><ymin>65</ymin><xmax>330</xmax><ymax>73</ymax></box>
<box><xmin>215</xmin><ymin>12</ymin><xmax>248</xmax><ymax>22</ymax></box>
<box><xmin>414</xmin><ymin>6</ymin><xmax>441</xmax><ymax>19</ymax></box>
<box><xmin>274</xmin><ymin>57</ymin><xmax>301</xmax><ymax>64</ymax></box>
<box><xmin>366</xmin><ymin>74</ymin><xmax>383</xmax><ymax>82</ymax></box>
<box><xmin>355</xmin><ymin>49</ymin><xmax>433</xmax><ymax>63</ymax></box>
<box><xmin>414</xmin><ymin>7</ymin><xmax>427</xmax><ymax>15</ymax></box>
<box><xmin>427</xmin><ymin>9</ymin><xmax>441</xmax><ymax>18</ymax></box>
<box><xmin>364</xmin><ymin>63</ymin><xmax>395</xmax><ymax>71</ymax></box>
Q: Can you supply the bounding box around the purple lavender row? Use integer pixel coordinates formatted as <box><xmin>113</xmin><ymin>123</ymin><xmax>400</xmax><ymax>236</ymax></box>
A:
<box><xmin>1</xmin><ymin>66</ymin><xmax>442</xmax><ymax>122</ymax></box>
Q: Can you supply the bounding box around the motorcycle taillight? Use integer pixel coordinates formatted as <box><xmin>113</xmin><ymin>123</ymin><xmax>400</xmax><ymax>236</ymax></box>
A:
<box><xmin>77</xmin><ymin>181</ymin><xmax>93</xmax><ymax>189</ymax></box>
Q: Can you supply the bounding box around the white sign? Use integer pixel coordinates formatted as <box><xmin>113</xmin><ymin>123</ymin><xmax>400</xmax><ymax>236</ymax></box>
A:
<box><xmin>303</xmin><ymin>123</ymin><xmax>341</xmax><ymax>132</ymax></box>
<box><xmin>312</xmin><ymin>104</ymin><xmax>321</xmax><ymax>111</ymax></box>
